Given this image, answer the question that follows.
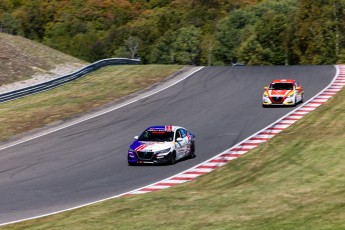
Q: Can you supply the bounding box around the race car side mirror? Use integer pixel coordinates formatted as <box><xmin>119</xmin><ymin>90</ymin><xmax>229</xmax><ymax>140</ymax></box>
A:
<box><xmin>176</xmin><ymin>137</ymin><xmax>183</xmax><ymax>142</ymax></box>
<box><xmin>296</xmin><ymin>87</ymin><xmax>301</xmax><ymax>90</ymax></box>
<box><xmin>264</xmin><ymin>86</ymin><xmax>268</xmax><ymax>90</ymax></box>
<box><xmin>134</xmin><ymin>136</ymin><xmax>138</xmax><ymax>140</ymax></box>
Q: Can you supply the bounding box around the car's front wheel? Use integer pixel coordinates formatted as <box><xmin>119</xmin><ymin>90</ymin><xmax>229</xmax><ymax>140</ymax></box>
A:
<box><xmin>170</xmin><ymin>151</ymin><xmax>176</xmax><ymax>165</ymax></box>
<box><xmin>189</xmin><ymin>142</ymin><xmax>196</xmax><ymax>159</ymax></box>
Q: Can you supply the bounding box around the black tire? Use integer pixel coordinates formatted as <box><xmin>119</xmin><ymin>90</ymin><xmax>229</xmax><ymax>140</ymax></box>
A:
<box><xmin>128</xmin><ymin>162</ymin><xmax>136</xmax><ymax>166</ymax></box>
<box><xmin>170</xmin><ymin>151</ymin><xmax>176</xmax><ymax>165</ymax></box>
<box><xmin>189</xmin><ymin>142</ymin><xmax>196</xmax><ymax>159</ymax></box>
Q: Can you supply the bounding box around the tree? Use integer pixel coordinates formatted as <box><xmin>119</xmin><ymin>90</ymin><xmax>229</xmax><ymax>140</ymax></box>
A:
<box><xmin>126</xmin><ymin>36</ymin><xmax>141</xmax><ymax>59</ymax></box>
<box><xmin>238</xmin><ymin>32</ymin><xmax>272</xmax><ymax>65</ymax></box>
<box><xmin>214</xmin><ymin>9</ymin><xmax>254</xmax><ymax>65</ymax></box>
<box><xmin>331</xmin><ymin>0</ymin><xmax>345</xmax><ymax>63</ymax></box>
<box><xmin>0</xmin><ymin>13</ymin><xmax>21</xmax><ymax>34</ymax></box>
<box><xmin>149</xmin><ymin>30</ymin><xmax>177</xmax><ymax>64</ymax></box>
<box><xmin>113</xmin><ymin>46</ymin><xmax>130</xmax><ymax>58</ymax></box>
<box><xmin>214</xmin><ymin>0</ymin><xmax>298</xmax><ymax>65</ymax></box>
<box><xmin>172</xmin><ymin>26</ymin><xmax>202</xmax><ymax>65</ymax></box>
<box><xmin>292</xmin><ymin>0</ymin><xmax>339</xmax><ymax>64</ymax></box>
<box><xmin>253</xmin><ymin>12</ymin><xmax>294</xmax><ymax>64</ymax></box>
<box><xmin>14</xmin><ymin>0</ymin><xmax>57</xmax><ymax>40</ymax></box>
<box><xmin>112</xmin><ymin>36</ymin><xmax>141</xmax><ymax>59</ymax></box>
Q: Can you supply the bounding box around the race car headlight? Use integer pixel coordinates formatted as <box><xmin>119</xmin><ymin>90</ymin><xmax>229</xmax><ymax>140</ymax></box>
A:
<box><xmin>128</xmin><ymin>150</ymin><xmax>135</xmax><ymax>158</ymax></box>
<box><xmin>128</xmin><ymin>148</ymin><xmax>136</xmax><ymax>157</ymax></box>
<box><xmin>156</xmin><ymin>148</ymin><xmax>171</xmax><ymax>156</ymax></box>
<box><xmin>287</xmin><ymin>93</ymin><xmax>295</xmax><ymax>98</ymax></box>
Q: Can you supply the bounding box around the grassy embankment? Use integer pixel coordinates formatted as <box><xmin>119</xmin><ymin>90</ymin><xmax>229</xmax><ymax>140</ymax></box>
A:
<box><xmin>1</xmin><ymin>69</ymin><xmax>344</xmax><ymax>229</ymax></box>
<box><xmin>0</xmin><ymin>65</ymin><xmax>183</xmax><ymax>142</ymax></box>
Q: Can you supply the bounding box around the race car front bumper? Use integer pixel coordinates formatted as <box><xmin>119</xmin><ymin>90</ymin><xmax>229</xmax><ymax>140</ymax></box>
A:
<box><xmin>128</xmin><ymin>150</ymin><xmax>174</xmax><ymax>165</ymax></box>
<box><xmin>262</xmin><ymin>96</ymin><xmax>295</xmax><ymax>106</ymax></box>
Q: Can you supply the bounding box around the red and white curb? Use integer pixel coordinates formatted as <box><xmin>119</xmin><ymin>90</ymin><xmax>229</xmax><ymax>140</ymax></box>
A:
<box><xmin>122</xmin><ymin>65</ymin><xmax>345</xmax><ymax>196</ymax></box>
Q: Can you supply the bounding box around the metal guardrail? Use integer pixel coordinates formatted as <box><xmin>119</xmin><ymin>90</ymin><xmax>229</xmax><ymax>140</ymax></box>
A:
<box><xmin>0</xmin><ymin>58</ymin><xmax>140</xmax><ymax>103</ymax></box>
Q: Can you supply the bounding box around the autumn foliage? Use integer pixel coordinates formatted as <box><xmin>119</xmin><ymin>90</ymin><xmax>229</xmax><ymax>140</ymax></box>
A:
<box><xmin>1</xmin><ymin>0</ymin><xmax>344</xmax><ymax>65</ymax></box>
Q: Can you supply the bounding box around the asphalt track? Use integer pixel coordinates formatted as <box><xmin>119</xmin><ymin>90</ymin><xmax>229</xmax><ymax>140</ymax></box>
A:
<box><xmin>0</xmin><ymin>65</ymin><xmax>336</xmax><ymax>224</ymax></box>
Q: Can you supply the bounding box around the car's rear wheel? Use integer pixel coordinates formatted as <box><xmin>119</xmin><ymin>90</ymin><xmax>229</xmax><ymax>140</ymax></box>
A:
<box><xmin>189</xmin><ymin>142</ymin><xmax>196</xmax><ymax>159</ymax></box>
<box><xmin>128</xmin><ymin>162</ymin><xmax>136</xmax><ymax>166</ymax></box>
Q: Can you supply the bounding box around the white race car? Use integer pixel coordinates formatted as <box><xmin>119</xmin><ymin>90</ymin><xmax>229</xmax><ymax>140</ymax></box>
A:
<box><xmin>262</xmin><ymin>79</ymin><xmax>304</xmax><ymax>107</ymax></box>
<box><xmin>128</xmin><ymin>126</ymin><xmax>196</xmax><ymax>165</ymax></box>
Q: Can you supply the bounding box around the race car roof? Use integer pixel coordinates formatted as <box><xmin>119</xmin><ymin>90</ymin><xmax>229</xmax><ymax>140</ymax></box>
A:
<box><xmin>271</xmin><ymin>79</ymin><xmax>295</xmax><ymax>84</ymax></box>
<box><xmin>145</xmin><ymin>125</ymin><xmax>180</xmax><ymax>132</ymax></box>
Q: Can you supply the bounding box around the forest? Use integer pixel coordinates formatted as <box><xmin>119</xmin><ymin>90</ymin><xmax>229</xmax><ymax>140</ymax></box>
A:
<box><xmin>1</xmin><ymin>0</ymin><xmax>345</xmax><ymax>66</ymax></box>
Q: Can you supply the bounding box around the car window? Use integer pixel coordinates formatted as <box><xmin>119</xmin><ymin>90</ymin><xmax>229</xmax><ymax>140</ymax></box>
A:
<box><xmin>175</xmin><ymin>129</ymin><xmax>181</xmax><ymax>140</ymax></box>
<box><xmin>180</xmin><ymin>129</ymin><xmax>187</xmax><ymax>138</ymax></box>
<box><xmin>138</xmin><ymin>130</ymin><xmax>174</xmax><ymax>142</ymax></box>
<box><xmin>269</xmin><ymin>83</ymin><xmax>293</xmax><ymax>90</ymax></box>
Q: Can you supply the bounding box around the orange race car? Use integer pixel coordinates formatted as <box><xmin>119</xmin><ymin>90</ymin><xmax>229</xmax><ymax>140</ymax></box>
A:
<box><xmin>262</xmin><ymin>79</ymin><xmax>304</xmax><ymax>107</ymax></box>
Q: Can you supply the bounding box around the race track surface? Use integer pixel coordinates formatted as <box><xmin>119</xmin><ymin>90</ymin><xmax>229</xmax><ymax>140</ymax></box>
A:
<box><xmin>0</xmin><ymin>65</ymin><xmax>336</xmax><ymax>224</ymax></box>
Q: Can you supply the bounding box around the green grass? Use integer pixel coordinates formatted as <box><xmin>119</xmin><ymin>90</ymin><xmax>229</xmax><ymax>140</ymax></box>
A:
<box><xmin>0</xmin><ymin>64</ymin><xmax>183</xmax><ymax>142</ymax></box>
<box><xmin>2</xmin><ymin>68</ymin><xmax>345</xmax><ymax>229</ymax></box>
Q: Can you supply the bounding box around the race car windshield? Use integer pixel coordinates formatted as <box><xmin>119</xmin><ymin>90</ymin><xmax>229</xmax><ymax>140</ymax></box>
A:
<box><xmin>138</xmin><ymin>131</ymin><xmax>174</xmax><ymax>142</ymax></box>
<box><xmin>269</xmin><ymin>83</ymin><xmax>293</xmax><ymax>90</ymax></box>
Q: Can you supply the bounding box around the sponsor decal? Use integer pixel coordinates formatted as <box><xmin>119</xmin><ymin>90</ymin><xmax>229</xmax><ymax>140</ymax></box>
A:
<box><xmin>147</xmin><ymin>125</ymin><xmax>174</xmax><ymax>132</ymax></box>
<box><xmin>148</xmin><ymin>126</ymin><xmax>166</xmax><ymax>131</ymax></box>
<box><xmin>135</xmin><ymin>145</ymin><xmax>146</xmax><ymax>151</ymax></box>
<box><xmin>269</xmin><ymin>90</ymin><xmax>291</xmax><ymax>96</ymax></box>
<box><xmin>135</xmin><ymin>143</ymin><xmax>154</xmax><ymax>151</ymax></box>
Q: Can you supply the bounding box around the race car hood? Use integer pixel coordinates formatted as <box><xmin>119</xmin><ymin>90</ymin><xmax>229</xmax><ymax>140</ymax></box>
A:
<box><xmin>268</xmin><ymin>89</ymin><xmax>292</xmax><ymax>97</ymax></box>
<box><xmin>130</xmin><ymin>140</ymin><xmax>173</xmax><ymax>152</ymax></box>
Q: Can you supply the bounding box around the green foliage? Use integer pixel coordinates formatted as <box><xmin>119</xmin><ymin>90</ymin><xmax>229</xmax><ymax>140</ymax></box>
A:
<box><xmin>292</xmin><ymin>0</ymin><xmax>344</xmax><ymax>64</ymax></box>
<box><xmin>1</xmin><ymin>0</ymin><xmax>345</xmax><ymax>65</ymax></box>
<box><xmin>0</xmin><ymin>13</ymin><xmax>21</xmax><ymax>34</ymax></box>
<box><xmin>238</xmin><ymin>32</ymin><xmax>272</xmax><ymax>65</ymax></box>
<box><xmin>215</xmin><ymin>0</ymin><xmax>298</xmax><ymax>65</ymax></box>
<box><xmin>125</xmin><ymin>36</ymin><xmax>141</xmax><ymax>59</ymax></box>
<box><xmin>173</xmin><ymin>26</ymin><xmax>203</xmax><ymax>65</ymax></box>
<box><xmin>149</xmin><ymin>30</ymin><xmax>177</xmax><ymax>64</ymax></box>
<box><xmin>214</xmin><ymin>9</ymin><xmax>254</xmax><ymax>65</ymax></box>
<box><xmin>13</xmin><ymin>0</ymin><xmax>56</xmax><ymax>40</ymax></box>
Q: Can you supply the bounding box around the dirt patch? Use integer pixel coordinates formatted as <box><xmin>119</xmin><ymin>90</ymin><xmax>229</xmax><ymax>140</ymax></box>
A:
<box><xmin>0</xmin><ymin>32</ymin><xmax>87</xmax><ymax>87</ymax></box>
<box><xmin>0</xmin><ymin>63</ymin><xmax>86</xmax><ymax>94</ymax></box>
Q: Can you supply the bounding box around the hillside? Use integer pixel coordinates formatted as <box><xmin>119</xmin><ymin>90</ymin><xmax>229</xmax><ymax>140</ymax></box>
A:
<box><xmin>0</xmin><ymin>32</ymin><xmax>87</xmax><ymax>89</ymax></box>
